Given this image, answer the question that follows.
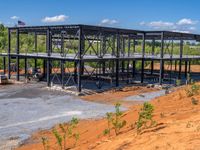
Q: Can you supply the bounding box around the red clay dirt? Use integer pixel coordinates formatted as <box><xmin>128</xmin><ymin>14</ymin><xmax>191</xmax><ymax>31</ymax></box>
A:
<box><xmin>17</xmin><ymin>83</ymin><xmax>200</xmax><ymax>150</ymax></box>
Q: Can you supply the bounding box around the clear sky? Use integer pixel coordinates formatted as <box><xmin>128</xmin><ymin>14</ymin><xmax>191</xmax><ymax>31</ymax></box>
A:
<box><xmin>0</xmin><ymin>0</ymin><xmax>200</xmax><ymax>33</ymax></box>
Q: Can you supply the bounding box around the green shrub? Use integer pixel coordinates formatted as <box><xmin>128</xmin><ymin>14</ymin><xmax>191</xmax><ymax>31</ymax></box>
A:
<box><xmin>41</xmin><ymin>137</ymin><xmax>50</xmax><ymax>150</ymax></box>
<box><xmin>186</xmin><ymin>83</ymin><xmax>200</xmax><ymax>97</ymax></box>
<box><xmin>136</xmin><ymin>102</ymin><xmax>155</xmax><ymax>132</ymax></box>
<box><xmin>52</xmin><ymin>128</ymin><xmax>63</xmax><ymax>150</ymax></box>
<box><xmin>176</xmin><ymin>79</ymin><xmax>181</xmax><ymax>86</ymax></box>
<box><xmin>51</xmin><ymin>117</ymin><xmax>79</xmax><ymax>150</ymax></box>
<box><xmin>103</xmin><ymin>103</ymin><xmax>126</xmax><ymax>136</ymax></box>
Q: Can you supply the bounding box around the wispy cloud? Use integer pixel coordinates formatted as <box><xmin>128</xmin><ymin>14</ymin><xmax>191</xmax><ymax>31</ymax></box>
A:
<box><xmin>176</xmin><ymin>18</ymin><xmax>198</xmax><ymax>26</ymax></box>
<box><xmin>100</xmin><ymin>19</ymin><xmax>118</xmax><ymax>26</ymax></box>
<box><xmin>139</xmin><ymin>18</ymin><xmax>198</xmax><ymax>33</ymax></box>
<box><xmin>42</xmin><ymin>15</ymin><xmax>69</xmax><ymax>23</ymax></box>
<box><xmin>10</xmin><ymin>16</ymin><xmax>19</xmax><ymax>20</ymax></box>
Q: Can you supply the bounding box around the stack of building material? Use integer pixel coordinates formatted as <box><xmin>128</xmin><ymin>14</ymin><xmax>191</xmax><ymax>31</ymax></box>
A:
<box><xmin>0</xmin><ymin>75</ymin><xmax>8</xmax><ymax>84</ymax></box>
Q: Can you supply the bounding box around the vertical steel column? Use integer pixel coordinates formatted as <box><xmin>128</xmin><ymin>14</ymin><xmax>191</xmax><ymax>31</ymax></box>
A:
<box><xmin>159</xmin><ymin>32</ymin><xmax>164</xmax><ymax>85</ymax></box>
<box><xmin>35</xmin><ymin>32</ymin><xmax>37</xmax><ymax>53</ymax></box>
<box><xmin>8</xmin><ymin>29</ymin><xmax>11</xmax><ymax>79</ymax></box>
<box><xmin>121</xmin><ymin>38</ymin><xmax>125</xmax><ymax>73</ymax></box>
<box><xmin>151</xmin><ymin>39</ymin><xmax>155</xmax><ymax>75</ymax></box>
<box><xmin>46</xmin><ymin>29</ymin><xmax>51</xmax><ymax>87</ymax></box>
<box><xmin>61</xmin><ymin>60</ymin><xmax>64</xmax><ymax>89</ymax></box>
<box><xmin>175</xmin><ymin>60</ymin><xmax>177</xmax><ymax>71</ymax></box>
<box><xmin>16</xmin><ymin>29</ymin><xmax>20</xmax><ymax>81</ymax></box>
<box><xmin>3</xmin><ymin>57</ymin><xmax>6</xmax><ymax>74</ymax></box>
<box><xmin>24</xmin><ymin>58</ymin><xmax>27</xmax><ymax>78</ymax></box>
<box><xmin>127</xmin><ymin>36</ymin><xmax>131</xmax><ymax>83</ymax></box>
<box><xmin>34</xmin><ymin>32</ymin><xmax>37</xmax><ymax>70</ymax></box>
<box><xmin>185</xmin><ymin>61</ymin><xmax>188</xmax><ymax>78</ymax></box>
<box><xmin>34</xmin><ymin>59</ymin><xmax>37</xmax><ymax>69</ymax></box>
<box><xmin>78</xmin><ymin>26</ymin><xmax>83</xmax><ymax>92</ymax></box>
<box><xmin>141</xmin><ymin>33</ymin><xmax>145</xmax><ymax>83</ymax></box>
<box><xmin>116</xmin><ymin>33</ymin><xmax>120</xmax><ymax>87</ymax></box>
<box><xmin>43</xmin><ymin>60</ymin><xmax>46</xmax><ymax>78</ymax></box>
<box><xmin>188</xmin><ymin>61</ymin><xmax>191</xmax><ymax>73</ymax></box>
<box><xmin>132</xmin><ymin>39</ymin><xmax>136</xmax><ymax>78</ymax></box>
<box><xmin>74</xmin><ymin>61</ymin><xmax>77</xmax><ymax>83</ymax></box>
<box><xmin>61</xmin><ymin>31</ymin><xmax>64</xmax><ymax>88</ymax></box>
<box><xmin>178</xmin><ymin>39</ymin><xmax>183</xmax><ymax>79</ymax></box>
<box><xmin>102</xmin><ymin>36</ymin><xmax>106</xmax><ymax>74</ymax></box>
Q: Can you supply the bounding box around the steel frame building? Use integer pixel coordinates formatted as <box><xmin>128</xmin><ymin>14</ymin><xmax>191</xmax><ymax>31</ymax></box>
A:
<box><xmin>0</xmin><ymin>24</ymin><xmax>200</xmax><ymax>92</ymax></box>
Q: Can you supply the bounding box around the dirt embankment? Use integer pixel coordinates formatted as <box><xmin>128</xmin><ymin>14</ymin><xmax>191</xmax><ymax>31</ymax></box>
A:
<box><xmin>18</xmin><ymin>84</ymin><xmax>200</xmax><ymax>150</ymax></box>
<box><xmin>146</xmin><ymin>63</ymin><xmax>200</xmax><ymax>73</ymax></box>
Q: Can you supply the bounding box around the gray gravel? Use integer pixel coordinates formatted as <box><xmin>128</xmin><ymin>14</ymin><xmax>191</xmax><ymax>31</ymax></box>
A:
<box><xmin>0</xmin><ymin>83</ymin><xmax>119</xmax><ymax>150</ymax></box>
<box><xmin>124</xmin><ymin>90</ymin><xmax>166</xmax><ymax>102</ymax></box>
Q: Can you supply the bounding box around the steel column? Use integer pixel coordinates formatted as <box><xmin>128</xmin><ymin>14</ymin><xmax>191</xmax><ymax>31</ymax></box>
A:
<box><xmin>178</xmin><ymin>39</ymin><xmax>183</xmax><ymax>79</ymax></box>
<box><xmin>46</xmin><ymin>29</ymin><xmax>51</xmax><ymax>86</ymax></box>
<box><xmin>61</xmin><ymin>60</ymin><xmax>64</xmax><ymax>89</ymax></box>
<box><xmin>159</xmin><ymin>32</ymin><xmax>164</xmax><ymax>85</ymax></box>
<box><xmin>78</xmin><ymin>26</ymin><xmax>83</xmax><ymax>92</ymax></box>
<box><xmin>151</xmin><ymin>39</ymin><xmax>155</xmax><ymax>74</ymax></box>
<box><xmin>8</xmin><ymin>29</ymin><xmax>11</xmax><ymax>79</ymax></box>
<box><xmin>24</xmin><ymin>58</ymin><xmax>27</xmax><ymax>78</ymax></box>
<box><xmin>16</xmin><ymin>29</ymin><xmax>20</xmax><ymax>81</ymax></box>
<box><xmin>141</xmin><ymin>33</ymin><xmax>145</xmax><ymax>83</ymax></box>
<box><xmin>185</xmin><ymin>61</ymin><xmax>188</xmax><ymax>78</ymax></box>
<box><xmin>116</xmin><ymin>33</ymin><xmax>120</xmax><ymax>87</ymax></box>
<box><xmin>3</xmin><ymin>57</ymin><xmax>6</xmax><ymax>74</ymax></box>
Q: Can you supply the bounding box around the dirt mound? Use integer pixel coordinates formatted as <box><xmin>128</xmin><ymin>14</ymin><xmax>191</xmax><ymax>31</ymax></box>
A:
<box><xmin>17</xmin><ymin>84</ymin><xmax>200</xmax><ymax>150</ymax></box>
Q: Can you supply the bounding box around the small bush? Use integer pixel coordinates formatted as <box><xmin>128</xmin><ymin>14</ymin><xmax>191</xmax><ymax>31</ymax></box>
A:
<box><xmin>103</xmin><ymin>103</ymin><xmax>126</xmax><ymax>136</ymax></box>
<box><xmin>41</xmin><ymin>137</ymin><xmax>50</xmax><ymax>150</ymax></box>
<box><xmin>136</xmin><ymin>102</ymin><xmax>155</xmax><ymax>132</ymax></box>
<box><xmin>186</xmin><ymin>83</ymin><xmax>200</xmax><ymax>97</ymax></box>
<box><xmin>175</xmin><ymin>79</ymin><xmax>181</xmax><ymax>86</ymax></box>
<box><xmin>52</xmin><ymin>128</ymin><xmax>63</xmax><ymax>150</ymax></box>
<box><xmin>51</xmin><ymin>117</ymin><xmax>79</xmax><ymax>150</ymax></box>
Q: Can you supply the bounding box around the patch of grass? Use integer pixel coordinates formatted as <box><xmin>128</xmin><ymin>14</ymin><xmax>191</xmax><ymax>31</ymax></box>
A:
<box><xmin>136</xmin><ymin>102</ymin><xmax>155</xmax><ymax>133</ymax></box>
<box><xmin>103</xmin><ymin>103</ymin><xmax>126</xmax><ymax>136</ymax></box>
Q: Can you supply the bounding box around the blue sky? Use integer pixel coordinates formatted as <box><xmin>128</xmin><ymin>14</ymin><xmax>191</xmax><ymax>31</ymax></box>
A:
<box><xmin>0</xmin><ymin>0</ymin><xmax>200</xmax><ymax>33</ymax></box>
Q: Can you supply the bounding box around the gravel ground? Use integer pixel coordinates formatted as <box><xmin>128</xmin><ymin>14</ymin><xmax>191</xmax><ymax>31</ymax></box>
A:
<box><xmin>0</xmin><ymin>83</ymin><xmax>118</xmax><ymax>150</ymax></box>
<box><xmin>124</xmin><ymin>90</ymin><xmax>166</xmax><ymax>102</ymax></box>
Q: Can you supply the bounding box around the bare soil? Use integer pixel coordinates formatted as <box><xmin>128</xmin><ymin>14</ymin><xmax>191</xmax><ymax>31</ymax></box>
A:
<box><xmin>17</xmin><ymin>82</ymin><xmax>200</xmax><ymax>150</ymax></box>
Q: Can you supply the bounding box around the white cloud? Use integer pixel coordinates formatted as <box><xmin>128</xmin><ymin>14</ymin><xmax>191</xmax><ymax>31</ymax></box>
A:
<box><xmin>176</xmin><ymin>18</ymin><xmax>197</xmax><ymax>26</ymax></box>
<box><xmin>42</xmin><ymin>15</ymin><xmax>69</xmax><ymax>23</ymax></box>
<box><xmin>140</xmin><ymin>21</ymin><xmax>175</xmax><ymax>29</ymax></box>
<box><xmin>100</xmin><ymin>19</ymin><xmax>118</xmax><ymax>25</ymax></box>
<box><xmin>10</xmin><ymin>16</ymin><xmax>19</xmax><ymax>20</ymax></box>
<box><xmin>139</xmin><ymin>18</ymin><xmax>198</xmax><ymax>33</ymax></box>
<box><xmin>172</xmin><ymin>30</ymin><xmax>191</xmax><ymax>33</ymax></box>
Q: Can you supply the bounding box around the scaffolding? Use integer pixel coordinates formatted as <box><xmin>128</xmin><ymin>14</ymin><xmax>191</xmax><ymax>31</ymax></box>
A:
<box><xmin>0</xmin><ymin>24</ymin><xmax>200</xmax><ymax>92</ymax></box>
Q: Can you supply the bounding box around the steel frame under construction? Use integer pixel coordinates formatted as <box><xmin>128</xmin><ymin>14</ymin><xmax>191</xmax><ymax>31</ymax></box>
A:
<box><xmin>0</xmin><ymin>24</ymin><xmax>200</xmax><ymax>92</ymax></box>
